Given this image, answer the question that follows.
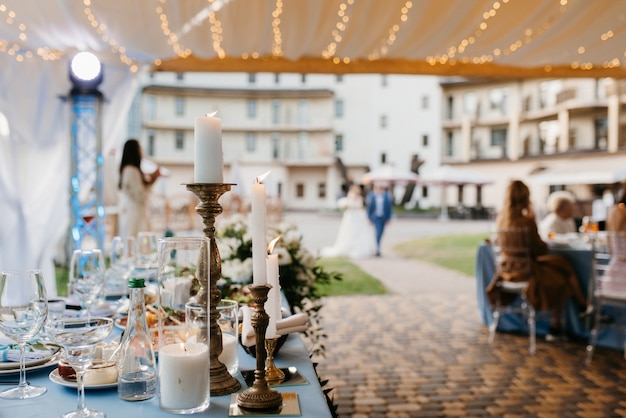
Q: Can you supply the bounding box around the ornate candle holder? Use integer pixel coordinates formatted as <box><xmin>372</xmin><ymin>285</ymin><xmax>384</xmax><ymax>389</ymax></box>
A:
<box><xmin>186</xmin><ymin>183</ymin><xmax>241</xmax><ymax>396</ymax></box>
<box><xmin>237</xmin><ymin>284</ymin><xmax>283</xmax><ymax>411</ymax></box>
<box><xmin>265</xmin><ymin>338</ymin><xmax>285</xmax><ymax>385</ymax></box>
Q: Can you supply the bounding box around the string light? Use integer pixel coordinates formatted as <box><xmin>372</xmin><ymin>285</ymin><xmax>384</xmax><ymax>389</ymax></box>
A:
<box><xmin>271</xmin><ymin>0</ymin><xmax>284</xmax><ymax>57</ymax></box>
<box><xmin>368</xmin><ymin>1</ymin><xmax>413</xmax><ymax>60</ymax></box>
<box><xmin>321</xmin><ymin>0</ymin><xmax>355</xmax><ymax>59</ymax></box>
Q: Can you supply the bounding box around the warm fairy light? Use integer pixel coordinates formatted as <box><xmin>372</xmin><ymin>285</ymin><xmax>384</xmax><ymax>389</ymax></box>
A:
<box><xmin>368</xmin><ymin>0</ymin><xmax>413</xmax><ymax>60</ymax></box>
<box><xmin>322</xmin><ymin>0</ymin><xmax>354</xmax><ymax>59</ymax></box>
<box><xmin>271</xmin><ymin>0</ymin><xmax>283</xmax><ymax>57</ymax></box>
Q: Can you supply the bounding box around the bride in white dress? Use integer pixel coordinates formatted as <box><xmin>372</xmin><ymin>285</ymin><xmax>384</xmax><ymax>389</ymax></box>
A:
<box><xmin>321</xmin><ymin>185</ymin><xmax>377</xmax><ymax>259</ymax></box>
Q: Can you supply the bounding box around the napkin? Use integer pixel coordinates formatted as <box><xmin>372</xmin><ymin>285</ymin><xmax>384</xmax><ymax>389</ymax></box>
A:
<box><xmin>0</xmin><ymin>342</ymin><xmax>55</xmax><ymax>363</ymax></box>
<box><xmin>241</xmin><ymin>307</ymin><xmax>308</xmax><ymax>347</ymax></box>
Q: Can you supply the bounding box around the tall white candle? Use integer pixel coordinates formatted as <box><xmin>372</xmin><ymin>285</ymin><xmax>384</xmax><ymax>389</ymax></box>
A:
<box><xmin>266</xmin><ymin>252</ymin><xmax>279</xmax><ymax>338</ymax></box>
<box><xmin>194</xmin><ymin>113</ymin><xmax>224</xmax><ymax>183</ymax></box>
<box><xmin>158</xmin><ymin>342</ymin><xmax>210</xmax><ymax>411</ymax></box>
<box><xmin>251</xmin><ymin>174</ymin><xmax>268</xmax><ymax>286</ymax></box>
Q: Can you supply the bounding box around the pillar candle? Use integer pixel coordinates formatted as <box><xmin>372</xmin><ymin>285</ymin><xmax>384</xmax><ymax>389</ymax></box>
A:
<box><xmin>266</xmin><ymin>253</ymin><xmax>280</xmax><ymax>338</ymax></box>
<box><xmin>251</xmin><ymin>178</ymin><xmax>267</xmax><ymax>286</ymax></box>
<box><xmin>194</xmin><ymin>113</ymin><xmax>223</xmax><ymax>183</ymax></box>
<box><xmin>158</xmin><ymin>342</ymin><xmax>210</xmax><ymax>411</ymax></box>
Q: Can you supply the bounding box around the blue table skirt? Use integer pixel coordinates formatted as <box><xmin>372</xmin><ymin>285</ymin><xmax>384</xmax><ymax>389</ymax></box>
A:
<box><xmin>475</xmin><ymin>242</ymin><xmax>625</xmax><ymax>349</ymax></box>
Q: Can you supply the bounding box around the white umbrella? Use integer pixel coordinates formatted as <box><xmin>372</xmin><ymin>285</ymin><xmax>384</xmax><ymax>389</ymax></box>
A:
<box><xmin>361</xmin><ymin>164</ymin><xmax>420</xmax><ymax>185</ymax></box>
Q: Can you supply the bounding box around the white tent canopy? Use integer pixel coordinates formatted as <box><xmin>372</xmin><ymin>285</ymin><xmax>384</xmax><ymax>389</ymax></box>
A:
<box><xmin>2</xmin><ymin>0</ymin><xmax>626</xmax><ymax>295</ymax></box>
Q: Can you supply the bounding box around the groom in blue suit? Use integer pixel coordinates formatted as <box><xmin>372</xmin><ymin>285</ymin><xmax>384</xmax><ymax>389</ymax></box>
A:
<box><xmin>366</xmin><ymin>184</ymin><xmax>393</xmax><ymax>257</ymax></box>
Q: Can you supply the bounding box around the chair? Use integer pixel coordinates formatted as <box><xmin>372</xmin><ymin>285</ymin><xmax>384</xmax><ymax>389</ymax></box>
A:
<box><xmin>585</xmin><ymin>231</ymin><xmax>626</xmax><ymax>365</ymax></box>
<box><xmin>488</xmin><ymin>227</ymin><xmax>537</xmax><ymax>355</ymax></box>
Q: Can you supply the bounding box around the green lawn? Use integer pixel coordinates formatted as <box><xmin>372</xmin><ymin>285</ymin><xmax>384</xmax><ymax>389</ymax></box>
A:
<box><xmin>392</xmin><ymin>233</ymin><xmax>487</xmax><ymax>277</ymax></box>
<box><xmin>314</xmin><ymin>257</ymin><xmax>388</xmax><ymax>296</ymax></box>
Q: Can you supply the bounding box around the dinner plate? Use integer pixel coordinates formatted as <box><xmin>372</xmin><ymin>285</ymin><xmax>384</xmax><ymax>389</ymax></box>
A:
<box><xmin>0</xmin><ymin>345</ymin><xmax>61</xmax><ymax>371</ymax></box>
<box><xmin>0</xmin><ymin>356</ymin><xmax>59</xmax><ymax>375</ymax></box>
<box><xmin>49</xmin><ymin>369</ymin><xmax>117</xmax><ymax>390</ymax></box>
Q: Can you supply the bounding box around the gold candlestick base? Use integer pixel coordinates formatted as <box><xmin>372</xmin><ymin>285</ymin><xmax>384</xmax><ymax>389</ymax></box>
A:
<box><xmin>237</xmin><ymin>285</ymin><xmax>283</xmax><ymax>411</ymax></box>
<box><xmin>186</xmin><ymin>183</ymin><xmax>241</xmax><ymax>396</ymax></box>
<box><xmin>265</xmin><ymin>338</ymin><xmax>285</xmax><ymax>385</ymax></box>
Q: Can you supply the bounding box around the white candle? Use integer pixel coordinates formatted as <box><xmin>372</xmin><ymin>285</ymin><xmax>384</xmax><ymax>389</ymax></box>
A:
<box><xmin>218</xmin><ymin>333</ymin><xmax>238</xmax><ymax>374</ymax></box>
<box><xmin>251</xmin><ymin>179</ymin><xmax>267</xmax><ymax>286</ymax></box>
<box><xmin>266</xmin><ymin>253</ymin><xmax>279</xmax><ymax>339</ymax></box>
<box><xmin>194</xmin><ymin>113</ymin><xmax>224</xmax><ymax>183</ymax></box>
<box><xmin>158</xmin><ymin>342</ymin><xmax>210</xmax><ymax>411</ymax></box>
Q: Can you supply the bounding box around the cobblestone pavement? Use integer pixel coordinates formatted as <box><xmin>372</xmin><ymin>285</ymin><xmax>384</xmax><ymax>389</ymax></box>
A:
<box><xmin>284</xmin><ymin>212</ymin><xmax>626</xmax><ymax>418</ymax></box>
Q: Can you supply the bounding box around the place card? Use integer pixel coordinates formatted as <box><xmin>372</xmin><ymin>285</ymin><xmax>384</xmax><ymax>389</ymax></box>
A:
<box><xmin>240</xmin><ymin>367</ymin><xmax>308</xmax><ymax>387</ymax></box>
<box><xmin>228</xmin><ymin>392</ymin><xmax>301</xmax><ymax>416</ymax></box>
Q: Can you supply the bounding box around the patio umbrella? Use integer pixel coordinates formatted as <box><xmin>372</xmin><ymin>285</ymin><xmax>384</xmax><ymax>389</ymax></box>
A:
<box><xmin>418</xmin><ymin>165</ymin><xmax>493</xmax><ymax>220</ymax></box>
<box><xmin>361</xmin><ymin>164</ymin><xmax>420</xmax><ymax>185</ymax></box>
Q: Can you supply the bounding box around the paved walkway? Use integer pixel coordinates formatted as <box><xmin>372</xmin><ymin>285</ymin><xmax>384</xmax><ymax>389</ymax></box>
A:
<box><xmin>283</xmin><ymin>212</ymin><xmax>626</xmax><ymax>418</ymax></box>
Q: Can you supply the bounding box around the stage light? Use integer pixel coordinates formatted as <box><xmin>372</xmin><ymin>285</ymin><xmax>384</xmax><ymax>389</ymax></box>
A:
<box><xmin>69</xmin><ymin>51</ymin><xmax>103</xmax><ymax>93</ymax></box>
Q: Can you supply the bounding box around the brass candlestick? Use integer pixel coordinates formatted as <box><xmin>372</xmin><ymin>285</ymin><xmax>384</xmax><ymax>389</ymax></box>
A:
<box><xmin>265</xmin><ymin>338</ymin><xmax>285</xmax><ymax>385</ymax></box>
<box><xmin>237</xmin><ymin>284</ymin><xmax>283</xmax><ymax>411</ymax></box>
<box><xmin>186</xmin><ymin>183</ymin><xmax>241</xmax><ymax>396</ymax></box>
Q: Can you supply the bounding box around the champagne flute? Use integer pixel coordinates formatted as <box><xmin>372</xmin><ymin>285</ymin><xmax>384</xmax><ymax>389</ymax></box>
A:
<box><xmin>46</xmin><ymin>317</ymin><xmax>113</xmax><ymax>418</ymax></box>
<box><xmin>69</xmin><ymin>249</ymin><xmax>106</xmax><ymax>320</ymax></box>
<box><xmin>0</xmin><ymin>269</ymin><xmax>48</xmax><ymax>400</ymax></box>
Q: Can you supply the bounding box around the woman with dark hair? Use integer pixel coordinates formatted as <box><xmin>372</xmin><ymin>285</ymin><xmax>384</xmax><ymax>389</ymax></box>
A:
<box><xmin>118</xmin><ymin>139</ymin><xmax>160</xmax><ymax>238</ymax></box>
<box><xmin>487</xmin><ymin>180</ymin><xmax>589</xmax><ymax>340</ymax></box>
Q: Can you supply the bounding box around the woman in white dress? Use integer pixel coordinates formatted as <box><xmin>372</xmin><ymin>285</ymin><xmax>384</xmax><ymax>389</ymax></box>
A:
<box><xmin>118</xmin><ymin>139</ymin><xmax>161</xmax><ymax>238</ymax></box>
<box><xmin>321</xmin><ymin>184</ymin><xmax>376</xmax><ymax>259</ymax></box>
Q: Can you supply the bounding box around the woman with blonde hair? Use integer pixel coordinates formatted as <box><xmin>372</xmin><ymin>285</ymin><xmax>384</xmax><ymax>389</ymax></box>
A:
<box><xmin>487</xmin><ymin>180</ymin><xmax>589</xmax><ymax>340</ymax></box>
<box><xmin>538</xmin><ymin>190</ymin><xmax>577</xmax><ymax>239</ymax></box>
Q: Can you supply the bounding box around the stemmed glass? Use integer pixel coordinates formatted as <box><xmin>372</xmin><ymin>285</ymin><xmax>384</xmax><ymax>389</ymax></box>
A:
<box><xmin>46</xmin><ymin>317</ymin><xmax>113</xmax><ymax>418</ymax></box>
<box><xmin>107</xmin><ymin>236</ymin><xmax>136</xmax><ymax>299</ymax></box>
<box><xmin>69</xmin><ymin>249</ymin><xmax>106</xmax><ymax>320</ymax></box>
<box><xmin>136</xmin><ymin>232</ymin><xmax>159</xmax><ymax>269</ymax></box>
<box><xmin>0</xmin><ymin>269</ymin><xmax>48</xmax><ymax>400</ymax></box>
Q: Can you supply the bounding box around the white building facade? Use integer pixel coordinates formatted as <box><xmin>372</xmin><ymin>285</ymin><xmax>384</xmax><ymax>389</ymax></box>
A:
<box><xmin>136</xmin><ymin>72</ymin><xmax>443</xmax><ymax>210</ymax></box>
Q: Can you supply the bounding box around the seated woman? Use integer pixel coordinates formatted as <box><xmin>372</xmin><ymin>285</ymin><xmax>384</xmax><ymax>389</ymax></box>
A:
<box><xmin>606</xmin><ymin>181</ymin><xmax>626</xmax><ymax>232</ymax></box>
<box><xmin>486</xmin><ymin>180</ymin><xmax>589</xmax><ymax>340</ymax></box>
<box><xmin>538</xmin><ymin>190</ymin><xmax>577</xmax><ymax>239</ymax></box>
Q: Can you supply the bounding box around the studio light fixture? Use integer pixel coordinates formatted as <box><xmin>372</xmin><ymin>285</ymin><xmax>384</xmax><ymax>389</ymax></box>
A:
<box><xmin>69</xmin><ymin>51</ymin><xmax>103</xmax><ymax>93</ymax></box>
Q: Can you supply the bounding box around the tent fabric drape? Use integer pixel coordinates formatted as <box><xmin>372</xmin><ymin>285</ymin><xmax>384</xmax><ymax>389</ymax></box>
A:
<box><xmin>0</xmin><ymin>54</ymin><xmax>142</xmax><ymax>296</ymax></box>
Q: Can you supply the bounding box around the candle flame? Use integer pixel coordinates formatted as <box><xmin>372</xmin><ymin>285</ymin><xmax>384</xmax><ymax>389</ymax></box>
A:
<box><xmin>180</xmin><ymin>342</ymin><xmax>187</xmax><ymax>352</ymax></box>
<box><xmin>206</xmin><ymin>111</ymin><xmax>218</xmax><ymax>117</ymax></box>
<box><xmin>268</xmin><ymin>235</ymin><xmax>281</xmax><ymax>254</ymax></box>
<box><xmin>255</xmin><ymin>170</ymin><xmax>271</xmax><ymax>184</ymax></box>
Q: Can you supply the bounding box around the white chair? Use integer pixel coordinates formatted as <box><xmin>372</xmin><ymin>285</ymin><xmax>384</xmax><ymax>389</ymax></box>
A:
<box><xmin>488</xmin><ymin>227</ymin><xmax>537</xmax><ymax>355</ymax></box>
<box><xmin>585</xmin><ymin>231</ymin><xmax>626</xmax><ymax>365</ymax></box>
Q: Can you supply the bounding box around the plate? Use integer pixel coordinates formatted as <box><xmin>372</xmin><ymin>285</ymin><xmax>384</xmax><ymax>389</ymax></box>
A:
<box><xmin>0</xmin><ymin>345</ymin><xmax>61</xmax><ymax>370</ymax></box>
<box><xmin>0</xmin><ymin>356</ymin><xmax>58</xmax><ymax>375</ymax></box>
<box><xmin>49</xmin><ymin>369</ymin><xmax>117</xmax><ymax>390</ymax></box>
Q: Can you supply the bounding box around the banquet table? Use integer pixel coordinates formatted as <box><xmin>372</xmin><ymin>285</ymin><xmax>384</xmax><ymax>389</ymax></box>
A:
<box><xmin>475</xmin><ymin>239</ymin><xmax>626</xmax><ymax>349</ymax></box>
<box><xmin>1</xmin><ymin>331</ymin><xmax>332</xmax><ymax>418</ymax></box>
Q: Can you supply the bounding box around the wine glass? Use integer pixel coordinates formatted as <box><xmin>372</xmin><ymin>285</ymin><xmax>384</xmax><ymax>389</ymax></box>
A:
<box><xmin>0</xmin><ymin>269</ymin><xmax>48</xmax><ymax>400</ymax></box>
<box><xmin>46</xmin><ymin>317</ymin><xmax>113</xmax><ymax>418</ymax></box>
<box><xmin>69</xmin><ymin>249</ymin><xmax>106</xmax><ymax>320</ymax></box>
<box><xmin>135</xmin><ymin>232</ymin><xmax>159</xmax><ymax>270</ymax></box>
<box><xmin>107</xmin><ymin>236</ymin><xmax>136</xmax><ymax>298</ymax></box>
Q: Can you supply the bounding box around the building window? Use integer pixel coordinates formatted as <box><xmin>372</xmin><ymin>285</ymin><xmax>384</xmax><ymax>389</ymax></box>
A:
<box><xmin>335</xmin><ymin>99</ymin><xmax>344</xmax><ymax>118</ymax></box>
<box><xmin>296</xmin><ymin>183</ymin><xmax>304</xmax><ymax>198</ymax></box>
<box><xmin>421</xmin><ymin>95</ymin><xmax>429</xmax><ymax>109</ymax></box>
<box><xmin>422</xmin><ymin>134</ymin><xmax>429</xmax><ymax>147</ymax></box>
<box><xmin>272</xmin><ymin>100</ymin><xmax>281</xmax><ymax>124</ymax></box>
<box><xmin>297</xmin><ymin>132</ymin><xmax>308</xmax><ymax>159</ymax></box>
<box><xmin>489</xmin><ymin>87</ymin><xmax>508</xmax><ymax>114</ymax></box>
<box><xmin>318</xmin><ymin>182</ymin><xmax>326</xmax><ymax>198</ymax></box>
<box><xmin>274</xmin><ymin>73</ymin><xmax>280</xmax><ymax>84</ymax></box>
<box><xmin>381</xmin><ymin>75</ymin><xmax>387</xmax><ymax>87</ymax></box>
<box><xmin>490</xmin><ymin>128</ymin><xmax>507</xmax><ymax>147</ymax></box>
<box><xmin>297</xmin><ymin>99</ymin><xmax>308</xmax><ymax>125</ymax></box>
<box><xmin>175</xmin><ymin>130</ymin><xmax>184</xmax><ymax>150</ymax></box>
<box><xmin>271</xmin><ymin>133</ymin><xmax>280</xmax><ymax>159</ymax></box>
<box><xmin>277</xmin><ymin>182</ymin><xmax>282</xmax><ymax>198</ymax></box>
<box><xmin>463</xmin><ymin>92</ymin><xmax>477</xmax><ymax>115</ymax></box>
<box><xmin>146</xmin><ymin>94</ymin><xmax>156</xmax><ymax>120</ymax></box>
<box><xmin>175</xmin><ymin>96</ymin><xmax>185</xmax><ymax>116</ymax></box>
<box><xmin>246</xmin><ymin>132</ymin><xmax>256</xmax><ymax>152</ymax></box>
<box><xmin>147</xmin><ymin>131</ymin><xmax>155</xmax><ymax>156</ymax></box>
<box><xmin>335</xmin><ymin>134</ymin><xmax>344</xmax><ymax>151</ymax></box>
<box><xmin>336</xmin><ymin>75</ymin><xmax>343</xmax><ymax>83</ymax></box>
<box><xmin>301</xmin><ymin>74</ymin><xmax>307</xmax><ymax>84</ymax></box>
<box><xmin>248</xmin><ymin>73</ymin><xmax>256</xmax><ymax>84</ymax></box>
<box><xmin>422</xmin><ymin>186</ymin><xmax>428</xmax><ymax>198</ymax></box>
<box><xmin>446</xmin><ymin>132</ymin><xmax>454</xmax><ymax>157</ymax></box>
<box><xmin>247</xmin><ymin>99</ymin><xmax>257</xmax><ymax>118</ymax></box>
<box><xmin>380</xmin><ymin>114</ymin><xmax>388</xmax><ymax>128</ymax></box>
<box><xmin>447</xmin><ymin>96</ymin><xmax>454</xmax><ymax>119</ymax></box>
<box><xmin>176</xmin><ymin>73</ymin><xmax>184</xmax><ymax>81</ymax></box>
<box><xmin>380</xmin><ymin>152</ymin><xmax>387</xmax><ymax>164</ymax></box>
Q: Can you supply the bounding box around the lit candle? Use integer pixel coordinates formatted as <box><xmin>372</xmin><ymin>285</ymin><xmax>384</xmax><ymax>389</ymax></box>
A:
<box><xmin>251</xmin><ymin>172</ymin><xmax>270</xmax><ymax>286</ymax></box>
<box><xmin>158</xmin><ymin>342</ymin><xmax>210</xmax><ymax>411</ymax></box>
<box><xmin>194</xmin><ymin>112</ymin><xmax>224</xmax><ymax>183</ymax></box>
<box><xmin>266</xmin><ymin>236</ymin><xmax>281</xmax><ymax>339</ymax></box>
